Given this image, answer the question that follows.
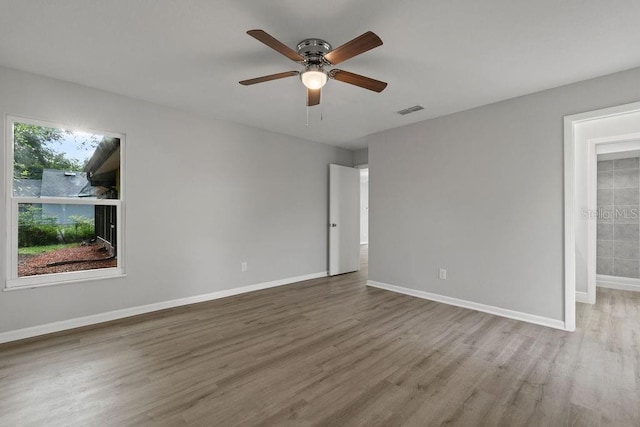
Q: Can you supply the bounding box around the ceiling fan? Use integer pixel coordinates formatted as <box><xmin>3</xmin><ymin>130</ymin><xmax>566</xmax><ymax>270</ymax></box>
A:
<box><xmin>239</xmin><ymin>29</ymin><xmax>387</xmax><ymax>107</ymax></box>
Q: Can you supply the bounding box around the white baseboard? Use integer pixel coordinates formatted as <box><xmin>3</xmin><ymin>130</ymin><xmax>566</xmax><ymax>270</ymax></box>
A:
<box><xmin>597</xmin><ymin>274</ymin><xmax>640</xmax><ymax>292</ymax></box>
<box><xmin>0</xmin><ymin>271</ymin><xmax>327</xmax><ymax>344</ymax></box>
<box><xmin>366</xmin><ymin>280</ymin><xmax>567</xmax><ymax>331</ymax></box>
<box><xmin>575</xmin><ymin>291</ymin><xmax>591</xmax><ymax>304</ymax></box>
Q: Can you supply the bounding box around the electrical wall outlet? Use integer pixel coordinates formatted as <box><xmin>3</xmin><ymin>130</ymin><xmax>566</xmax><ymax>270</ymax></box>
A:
<box><xmin>439</xmin><ymin>268</ymin><xmax>447</xmax><ymax>280</ymax></box>
<box><xmin>241</xmin><ymin>262</ymin><xmax>248</xmax><ymax>272</ymax></box>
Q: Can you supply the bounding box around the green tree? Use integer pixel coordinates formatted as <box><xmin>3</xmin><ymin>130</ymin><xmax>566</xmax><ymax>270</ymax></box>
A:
<box><xmin>13</xmin><ymin>123</ymin><xmax>82</xmax><ymax>180</ymax></box>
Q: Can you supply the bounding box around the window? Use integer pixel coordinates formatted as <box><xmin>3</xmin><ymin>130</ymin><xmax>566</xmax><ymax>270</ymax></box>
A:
<box><xmin>6</xmin><ymin>116</ymin><xmax>124</xmax><ymax>289</ymax></box>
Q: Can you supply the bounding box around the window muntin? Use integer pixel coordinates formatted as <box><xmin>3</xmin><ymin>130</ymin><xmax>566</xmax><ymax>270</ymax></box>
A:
<box><xmin>6</xmin><ymin>117</ymin><xmax>124</xmax><ymax>289</ymax></box>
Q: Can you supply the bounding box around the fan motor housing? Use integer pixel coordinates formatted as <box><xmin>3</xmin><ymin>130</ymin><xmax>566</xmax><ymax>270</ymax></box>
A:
<box><xmin>297</xmin><ymin>38</ymin><xmax>331</xmax><ymax>64</ymax></box>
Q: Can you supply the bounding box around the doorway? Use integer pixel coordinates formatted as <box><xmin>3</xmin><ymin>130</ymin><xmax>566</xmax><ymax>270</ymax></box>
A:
<box><xmin>564</xmin><ymin>101</ymin><xmax>640</xmax><ymax>331</ymax></box>
<box><xmin>360</xmin><ymin>168</ymin><xmax>369</xmax><ymax>245</ymax></box>
<box><xmin>590</xmin><ymin>140</ymin><xmax>640</xmax><ymax>298</ymax></box>
<box><xmin>329</xmin><ymin>164</ymin><xmax>360</xmax><ymax>276</ymax></box>
<box><xmin>358</xmin><ymin>167</ymin><xmax>369</xmax><ymax>273</ymax></box>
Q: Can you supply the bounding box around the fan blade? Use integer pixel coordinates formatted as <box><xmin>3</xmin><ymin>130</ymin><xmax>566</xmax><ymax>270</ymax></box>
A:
<box><xmin>239</xmin><ymin>71</ymin><xmax>299</xmax><ymax>86</ymax></box>
<box><xmin>324</xmin><ymin>31</ymin><xmax>383</xmax><ymax>65</ymax></box>
<box><xmin>329</xmin><ymin>69</ymin><xmax>387</xmax><ymax>92</ymax></box>
<box><xmin>307</xmin><ymin>88</ymin><xmax>321</xmax><ymax>106</ymax></box>
<box><xmin>247</xmin><ymin>29</ymin><xmax>305</xmax><ymax>62</ymax></box>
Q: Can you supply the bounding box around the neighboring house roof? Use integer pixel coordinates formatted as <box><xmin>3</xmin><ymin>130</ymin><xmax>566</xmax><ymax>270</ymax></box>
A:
<box><xmin>39</xmin><ymin>169</ymin><xmax>95</xmax><ymax>198</ymax></box>
<box><xmin>13</xmin><ymin>179</ymin><xmax>42</xmax><ymax>197</ymax></box>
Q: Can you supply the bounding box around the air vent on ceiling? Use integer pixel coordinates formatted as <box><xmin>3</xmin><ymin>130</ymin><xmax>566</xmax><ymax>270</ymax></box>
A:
<box><xmin>396</xmin><ymin>105</ymin><xmax>424</xmax><ymax>115</ymax></box>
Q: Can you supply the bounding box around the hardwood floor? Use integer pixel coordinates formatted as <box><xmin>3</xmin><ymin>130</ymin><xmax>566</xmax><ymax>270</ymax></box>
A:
<box><xmin>1</xmin><ymin>247</ymin><xmax>639</xmax><ymax>426</ymax></box>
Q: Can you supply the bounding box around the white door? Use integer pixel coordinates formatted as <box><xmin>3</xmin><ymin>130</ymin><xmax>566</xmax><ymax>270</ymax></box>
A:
<box><xmin>329</xmin><ymin>164</ymin><xmax>360</xmax><ymax>276</ymax></box>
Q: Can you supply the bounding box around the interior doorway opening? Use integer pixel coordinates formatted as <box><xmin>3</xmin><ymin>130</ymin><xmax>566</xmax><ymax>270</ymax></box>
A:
<box><xmin>357</xmin><ymin>166</ymin><xmax>369</xmax><ymax>275</ymax></box>
<box><xmin>360</xmin><ymin>168</ymin><xmax>369</xmax><ymax>246</ymax></box>
<box><xmin>591</xmin><ymin>140</ymin><xmax>640</xmax><ymax>297</ymax></box>
<box><xmin>565</xmin><ymin>101</ymin><xmax>640</xmax><ymax>331</ymax></box>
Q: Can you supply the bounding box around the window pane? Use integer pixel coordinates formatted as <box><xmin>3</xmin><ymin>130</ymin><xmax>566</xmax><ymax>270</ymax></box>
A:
<box><xmin>18</xmin><ymin>203</ymin><xmax>117</xmax><ymax>277</ymax></box>
<box><xmin>13</xmin><ymin>122</ymin><xmax>120</xmax><ymax>200</ymax></box>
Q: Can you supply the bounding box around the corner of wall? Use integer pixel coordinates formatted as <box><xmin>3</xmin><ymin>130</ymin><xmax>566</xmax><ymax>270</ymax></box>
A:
<box><xmin>353</xmin><ymin>147</ymin><xmax>368</xmax><ymax>167</ymax></box>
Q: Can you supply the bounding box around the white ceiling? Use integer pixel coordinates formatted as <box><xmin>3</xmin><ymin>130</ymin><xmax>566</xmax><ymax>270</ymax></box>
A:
<box><xmin>1</xmin><ymin>0</ymin><xmax>640</xmax><ymax>150</ymax></box>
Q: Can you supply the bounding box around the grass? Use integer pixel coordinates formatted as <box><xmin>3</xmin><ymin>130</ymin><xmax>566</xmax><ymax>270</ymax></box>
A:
<box><xmin>18</xmin><ymin>243</ymin><xmax>78</xmax><ymax>256</ymax></box>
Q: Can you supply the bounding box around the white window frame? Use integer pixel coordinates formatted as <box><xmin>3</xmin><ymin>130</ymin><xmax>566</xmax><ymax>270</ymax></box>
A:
<box><xmin>5</xmin><ymin>115</ymin><xmax>125</xmax><ymax>290</ymax></box>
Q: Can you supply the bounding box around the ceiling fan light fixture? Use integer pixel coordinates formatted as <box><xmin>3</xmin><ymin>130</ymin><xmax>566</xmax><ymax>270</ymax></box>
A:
<box><xmin>241</xmin><ymin>30</ymin><xmax>387</xmax><ymax>105</ymax></box>
<box><xmin>301</xmin><ymin>67</ymin><xmax>328</xmax><ymax>89</ymax></box>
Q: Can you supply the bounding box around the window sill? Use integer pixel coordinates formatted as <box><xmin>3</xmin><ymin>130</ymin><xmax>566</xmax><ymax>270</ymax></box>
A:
<box><xmin>5</xmin><ymin>268</ymin><xmax>126</xmax><ymax>291</ymax></box>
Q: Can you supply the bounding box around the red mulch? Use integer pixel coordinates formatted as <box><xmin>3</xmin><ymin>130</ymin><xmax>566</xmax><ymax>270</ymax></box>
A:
<box><xmin>18</xmin><ymin>245</ymin><xmax>116</xmax><ymax>277</ymax></box>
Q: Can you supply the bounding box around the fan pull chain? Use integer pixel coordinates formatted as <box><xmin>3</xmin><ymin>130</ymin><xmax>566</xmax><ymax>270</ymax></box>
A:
<box><xmin>306</xmin><ymin>106</ymin><xmax>309</xmax><ymax>127</ymax></box>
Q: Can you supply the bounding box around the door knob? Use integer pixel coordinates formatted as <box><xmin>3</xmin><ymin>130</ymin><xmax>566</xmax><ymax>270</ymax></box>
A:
<box><xmin>330</xmin><ymin>223</ymin><xmax>337</xmax><ymax>227</ymax></box>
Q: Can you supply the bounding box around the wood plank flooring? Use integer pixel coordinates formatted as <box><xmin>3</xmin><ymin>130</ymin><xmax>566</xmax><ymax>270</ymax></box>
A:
<box><xmin>1</xmin><ymin>248</ymin><xmax>639</xmax><ymax>426</ymax></box>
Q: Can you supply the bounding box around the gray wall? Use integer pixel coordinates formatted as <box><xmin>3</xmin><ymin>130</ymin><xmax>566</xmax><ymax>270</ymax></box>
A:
<box><xmin>0</xmin><ymin>66</ymin><xmax>352</xmax><ymax>334</ymax></box>
<box><xmin>365</xmin><ymin>67</ymin><xmax>640</xmax><ymax>322</ymax></box>
<box><xmin>353</xmin><ymin>147</ymin><xmax>368</xmax><ymax>166</ymax></box>
<box><xmin>597</xmin><ymin>157</ymin><xmax>640</xmax><ymax>278</ymax></box>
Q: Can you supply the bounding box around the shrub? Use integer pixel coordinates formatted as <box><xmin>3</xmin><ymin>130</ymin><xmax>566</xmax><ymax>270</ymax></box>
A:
<box><xmin>18</xmin><ymin>209</ymin><xmax>95</xmax><ymax>246</ymax></box>
<box><xmin>61</xmin><ymin>223</ymin><xmax>95</xmax><ymax>242</ymax></box>
<box><xmin>18</xmin><ymin>206</ymin><xmax>59</xmax><ymax>247</ymax></box>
